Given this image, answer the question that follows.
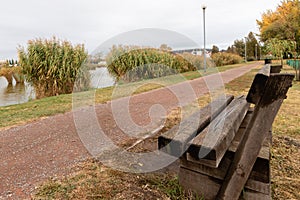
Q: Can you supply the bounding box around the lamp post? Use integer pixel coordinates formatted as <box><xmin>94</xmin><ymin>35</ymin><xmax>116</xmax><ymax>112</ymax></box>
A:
<box><xmin>202</xmin><ymin>5</ymin><xmax>207</xmax><ymax>72</ymax></box>
<box><xmin>259</xmin><ymin>42</ymin><xmax>261</xmax><ymax>60</ymax></box>
<box><xmin>255</xmin><ymin>44</ymin><xmax>258</xmax><ymax>60</ymax></box>
<box><xmin>244</xmin><ymin>37</ymin><xmax>247</xmax><ymax>63</ymax></box>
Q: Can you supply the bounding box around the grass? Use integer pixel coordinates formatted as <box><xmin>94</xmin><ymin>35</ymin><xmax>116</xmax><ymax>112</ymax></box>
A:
<box><xmin>33</xmin><ymin>64</ymin><xmax>300</xmax><ymax>199</ymax></box>
<box><xmin>270</xmin><ymin>68</ymin><xmax>300</xmax><ymax>200</ymax></box>
<box><xmin>33</xmin><ymin>159</ymin><xmax>205</xmax><ymax>200</ymax></box>
<box><xmin>0</xmin><ymin>63</ymin><xmax>254</xmax><ymax>130</ymax></box>
<box><xmin>33</xmin><ymin>159</ymin><xmax>187</xmax><ymax>200</ymax></box>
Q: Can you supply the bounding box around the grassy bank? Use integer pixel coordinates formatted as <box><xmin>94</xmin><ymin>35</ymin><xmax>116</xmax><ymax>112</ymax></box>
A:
<box><xmin>33</xmin><ymin>65</ymin><xmax>299</xmax><ymax>199</ymax></box>
<box><xmin>0</xmin><ymin>62</ymin><xmax>256</xmax><ymax>129</ymax></box>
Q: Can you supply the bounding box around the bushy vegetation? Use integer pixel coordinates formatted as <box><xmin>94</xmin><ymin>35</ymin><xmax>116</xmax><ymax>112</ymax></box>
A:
<box><xmin>106</xmin><ymin>45</ymin><xmax>196</xmax><ymax>82</ymax></box>
<box><xmin>0</xmin><ymin>66</ymin><xmax>13</xmax><ymax>84</ymax></box>
<box><xmin>11</xmin><ymin>66</ymin><xmax>25</xmax><ymax>83</ymax></box>
<box><xmin>18</xmin><ymin>37</ymin><xmax>90</xmax><ymax>99</ymax></box>
<box><xmin>181</xmin><ymin>52</ymin><xmax>214</xmax><ymax>69</ymax></box>
<box><xmin>0</xmin><ymin>60</ymin><xmax>25</xmax><ymax>84</ymax></box>
<box><xmin>211</xmin><ymin>52</ymin><xmax>243</xmax><ymax>66</ymax></box>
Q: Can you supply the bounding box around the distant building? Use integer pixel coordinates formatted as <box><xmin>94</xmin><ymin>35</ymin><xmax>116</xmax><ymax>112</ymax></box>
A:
<box><xmin>172</xmin><ymin>48</ymin><xmax>212</xmax><ymax>57</ymax></box>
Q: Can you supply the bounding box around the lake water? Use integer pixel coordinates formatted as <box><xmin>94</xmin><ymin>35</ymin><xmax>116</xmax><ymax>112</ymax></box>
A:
<box><xmin>0</xmin><ymin>67</ymin><xmax>115</xmax><ymax>107</ymax></box>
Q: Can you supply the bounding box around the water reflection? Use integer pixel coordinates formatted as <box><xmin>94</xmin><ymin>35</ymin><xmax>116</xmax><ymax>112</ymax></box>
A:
<box><xmin>0</xmin><ymin>77</ymin><xmax>35</xmax><ymax>106</ymax></box>
<box><xmin>0</xmin><ymin>67</ymin><xmax>115</xmax><ymax>107</ymax></box>
<box><xmin>90</xmin><ymin>67</ymin><xmax>115</xmax><ymax>88</ymax></box>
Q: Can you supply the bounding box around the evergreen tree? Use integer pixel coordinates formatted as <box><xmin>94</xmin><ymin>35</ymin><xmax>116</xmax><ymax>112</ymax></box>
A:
<box><xmin>211</xmin><ymin>45</ymin><xmax>219</xmax><ymax>54</ymax></box>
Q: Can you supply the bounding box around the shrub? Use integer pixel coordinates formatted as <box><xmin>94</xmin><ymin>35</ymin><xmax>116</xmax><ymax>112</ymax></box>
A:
<box><xmin>0</xmin><ymin>66</ymin><xmax>13</xmax><ymax>84</ymax></box>
<box><xmin>181</xmin><ymin>52</ymin><xmax>214</xmax><ymax>69</ymax></box>
<box><xmin>106</xmin><ymin>45</ymin><xmax>196</xmax><ymax>82</ymax></box>
<box><xmin>211</xmin><ymin>52</ymin><xmax>243</xmax><ymax>66</ymax></box>
<box><xmin>18</xmin><ymin>37</ymin><xmax>90</xmax><ymax>99</ymax></box>
<box><xmin>12</xmin><ymin>66</ymin><xmax>25</xmax><ymax>83</ymax></box>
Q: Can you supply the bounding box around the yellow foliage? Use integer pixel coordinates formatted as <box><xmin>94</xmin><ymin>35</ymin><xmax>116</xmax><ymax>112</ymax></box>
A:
<box><xmin>257</xmin><ymin>0</ymin><xmax>300</xmax><ymax>42</ymax></box>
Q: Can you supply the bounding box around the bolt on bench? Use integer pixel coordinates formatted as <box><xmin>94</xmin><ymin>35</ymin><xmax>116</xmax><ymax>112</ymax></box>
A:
<box><xmin>158</xmin><ymin>64</ymin><xmax>294</xmax><ymax>200</ymax></box>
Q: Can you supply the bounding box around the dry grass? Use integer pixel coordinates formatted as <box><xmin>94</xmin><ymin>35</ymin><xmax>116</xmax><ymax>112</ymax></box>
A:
<box><xmin>33</xmin><ymin>159</ymin><xmax>170</xmax><ymax>200</ymax></box>
<box><xmin>271</xmin><ymin>78</ymin><xmax>300</xmax><ymax>200</ymax></box>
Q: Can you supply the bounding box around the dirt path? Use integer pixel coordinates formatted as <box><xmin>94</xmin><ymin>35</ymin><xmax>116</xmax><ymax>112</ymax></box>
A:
<box><xmin>0</xmin><ymin>63</ymin><xmax>259</xmax><ymax>199</ymax></box>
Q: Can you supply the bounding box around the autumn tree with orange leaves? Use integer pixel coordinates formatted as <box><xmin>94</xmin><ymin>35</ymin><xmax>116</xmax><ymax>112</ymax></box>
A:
<box><xmin>257</xmin><ymin>0</ymin><xmax>300</xmax><ymax>53</ymax></box>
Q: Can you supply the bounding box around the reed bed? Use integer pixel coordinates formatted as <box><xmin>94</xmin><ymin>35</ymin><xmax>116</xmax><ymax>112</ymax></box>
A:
<box><xmin>106</xmin><ymin>45</ymin><xmax>197</xmax><ymax>82</ymax></box>
<box><xmin>18</xmin><ymin>37</ymin><xmax>90</xmax><ymax>99</ymax></box>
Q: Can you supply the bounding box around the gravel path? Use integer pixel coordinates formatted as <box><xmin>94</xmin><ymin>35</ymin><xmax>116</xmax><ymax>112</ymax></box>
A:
<box><xmin>0</xmin><ymin>63</ymin><xmax>258</xmax><ymax>199</ymax></box>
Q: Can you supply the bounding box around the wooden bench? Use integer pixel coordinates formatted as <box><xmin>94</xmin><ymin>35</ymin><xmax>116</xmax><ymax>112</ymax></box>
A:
<box><xmin>158</xmin><ymin>64</ymin><xmax>294</xmax><ymax>200</ymax></box>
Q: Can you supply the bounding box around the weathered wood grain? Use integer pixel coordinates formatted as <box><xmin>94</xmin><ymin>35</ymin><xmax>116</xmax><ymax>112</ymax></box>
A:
<box><xmin>242</xmin><ymin>189</ymin><xmax>271</xmax><ymax>200</ymax></box>
<box><xmin>246</xmin><ymin>65</ymin><xmax>270</xmax><ymax>104</ymax></box>
<box><xmin>179</xmin><ymin>166</ymin><xmax>270</xmax><ymax>200</ymax></box>
<box><xmin>181</xmin><ymin>152</ymin><xmax>232</xmax><ymax>180</ymax></box>
<box><xmin>270</xmin><ymin>65</ymin><xmax>282</xmax><ymax>73</ymax></box>
<box><xmin>187</xmin><ymin>96</ymin><xmax>249</xmax><ymax>168</ymax></box>
<box><xmin>158</xmin><ymin>95</ymin><xmax>234</xmax><ymax>157</ymax></box>
<box><xmin>179</xmin><ymin>166</ymin><xmax>222</xmax><ymax>200</ymax></box>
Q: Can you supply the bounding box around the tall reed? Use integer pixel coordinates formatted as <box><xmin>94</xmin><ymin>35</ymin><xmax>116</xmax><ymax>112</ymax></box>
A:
<box><xmin>18</xmin><ymin>37</ymin><xmax>90</xmax><ymax>98</ymax></box>
<box><xmin>211</xmin><ymin>52</ymin><xmax>243</xmax><ymax>66</ymax></box>
<box><xmin>106</xmin><ymin>45</ymin><xmax>196</xmax><ymax>82</ymax></box>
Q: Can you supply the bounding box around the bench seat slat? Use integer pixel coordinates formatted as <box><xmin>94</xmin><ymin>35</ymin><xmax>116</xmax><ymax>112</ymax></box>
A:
<box><xmin>158</xmin><ymin>95</ymin><xmax>234</xmax><ymax>157</ymax></box>
<box><xmin>187</xmin><ymin>96</ymin><xmax>250</xmax><ymax>168</ymax></box>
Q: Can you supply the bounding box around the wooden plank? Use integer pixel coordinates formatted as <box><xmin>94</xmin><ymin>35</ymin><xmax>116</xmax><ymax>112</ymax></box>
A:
<box><xmin>217</xmin><ymin>74</ymin><xmax>294</xmax><ymax>200</ymax></box>
<box><xmin>270</xmin><ymin>65</ymin><xmax>282</xmax><ymax>73</ymax></box>
<box><xmin>238</xmin><ymin>109</ymin><xmax>253</xmax><ymax>128</ymax></box>
<box><xmin>183</xmin><ymin>152</ymin><xmax>270</xmax><ymax>194</ymax></box>
<box><xmin>179</xmin><ymin>166</ymin><xmax>222</xmax><ymax>200</ymax></box>
<box><xmin>187</xmin><ymin>96</ymin><xmax>249</xmax><ymax>168</ymax></box>
<box><xmin>246</xmin><ymin>65</ymin><xmax>270</xmax><ymax>104</ymax></box>
<box><xmin>181</xmin><ymin>152</ymin><xmax>232</xmax><ymax>180</ymax></box>
<box><xmin>246</xmin><ymin>179</ymin><xmax>270</xmax><ymax>195</ymax></box>
<box><xmin>241</xmin><ymin>189</ymin><xmax>271</xmax><ymax>200</ymax></box>
<box><xmin>179</xmin><ymin>166</ymin><xmax>270</xmax><ymax>200</ymax></box>
<box><xmin>158</xmin><ymin>95</ymin><xmax>234</xmax><ymax>157</ymax></box>
<box><xmin>185</xmin><ymin>148</ymin><xmax>270</xmax><ymax>181</ymax></box>
<box><xmin>228</xmin><ymin>129</ymin><xmax>270</xmax><ymax>160</ymax></box>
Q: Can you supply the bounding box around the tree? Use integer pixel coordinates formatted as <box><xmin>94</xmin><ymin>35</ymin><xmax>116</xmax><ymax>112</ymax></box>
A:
<box><xmin>257</xmin><ymin>0</ymin><xmax>300</xmax><ymax>52</ymax></box>
<box><xmin>159</xmin><ymin>44</ymin><xmax>172</xmax><ymax>51</ymax></box>
<box><xmin>211</xmin><ymin>45</ymin><xmax>219</xmax><ymax>54</ymax></box>
<box><xmin>233</xmin><ymin>39</ymin><xmax>245</xmax><ymax>57</ymax></box>
<box><xmin>226</xmin><ymin>45</ymin><xmax>238</xmax><ymax>55</ymax></box>
<box><xmin>265</xmin><ymin>38</ymin><xmax>296</xmax><ymax>65</ymax></box>
<box><xmin>246</xmin><ymin>32</ymin><xmax>259</xmax><ymax>60</ymax></box>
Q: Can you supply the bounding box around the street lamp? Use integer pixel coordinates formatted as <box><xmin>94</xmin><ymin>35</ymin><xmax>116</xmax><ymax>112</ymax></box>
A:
<box><xmin>244</xmin><ymin>37</ymin><xmax>247</xmax><ymax>63</ymax></box>
<box><xmin>255</xmin><ymin>44</ymin><xmax>258</xmax><ymax>60</ymax></box>
<box><xmin>259</xmin><ymin>42</ymin><xmax>261</xmax><ymax>60</ymax></box>
<box><xmin>202</xmin><ymin>5</ymin><xmax>207</xmax><ymax>72</ymax></box>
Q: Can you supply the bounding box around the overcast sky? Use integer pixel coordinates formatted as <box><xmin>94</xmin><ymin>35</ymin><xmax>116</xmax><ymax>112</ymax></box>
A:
<box><xmin>0</xmin><ymin>0</ymin><xmax>282</xmax><ymax>60</ymax></box>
